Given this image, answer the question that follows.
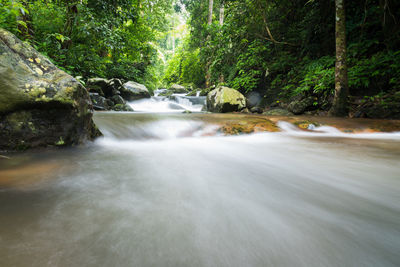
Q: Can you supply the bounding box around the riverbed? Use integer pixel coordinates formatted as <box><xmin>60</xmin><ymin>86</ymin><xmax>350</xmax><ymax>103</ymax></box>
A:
<box><xmin>1</xmin><ymin>112</ymin><xmax>400</xmax><ymax>266</ymax></box>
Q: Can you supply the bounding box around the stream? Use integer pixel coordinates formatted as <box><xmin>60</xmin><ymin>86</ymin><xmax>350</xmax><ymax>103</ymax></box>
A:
<box><xmin>1</xmin><ymin>99</ymin><xmax>400</xmax><ymax>266</ymax></box>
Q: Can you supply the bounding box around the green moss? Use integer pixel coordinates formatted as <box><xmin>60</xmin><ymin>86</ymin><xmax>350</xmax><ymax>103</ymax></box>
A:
<box><xmin>55</xmin><ymin>137</ymin><xmax>65</xmax><ymax>146</ymax></box>
<box><xmin>28</xmin><ymin>87</ymin><xmax>47</xmax><ymax>97</ymax></box>
<box><xmin>6</xmin><ymin>112</ymin><xmax>32</xmax><ymax>131</ymax></box>
<box><xmin>216</xmin><ymin>87</ymin><xmax>245</xmax><ymax>106</ymax></box>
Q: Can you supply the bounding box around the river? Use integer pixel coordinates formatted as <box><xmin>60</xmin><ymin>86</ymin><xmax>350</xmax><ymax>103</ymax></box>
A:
<box><xmin>1</xmin><ymin>109</ymin><xmax>400</xmax><ymax>266</ymax></box>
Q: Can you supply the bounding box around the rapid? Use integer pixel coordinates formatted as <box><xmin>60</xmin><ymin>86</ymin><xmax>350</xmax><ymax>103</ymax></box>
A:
<box><xmin>1</xmin><ymin>101</ymin><xmax>400</xmax><ymax>266</ymax></box>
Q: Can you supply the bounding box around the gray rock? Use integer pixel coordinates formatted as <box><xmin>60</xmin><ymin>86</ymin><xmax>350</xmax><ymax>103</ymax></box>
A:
<box><xmin>113</xmin><ymin>103</ymin><xmax>133</xmax><ymax>111</ymax></box>
<box><xmin>287</xmin><ymin>97</ymin><xmax>315</xmax><ymax>115</ymax></box>
<box><xmin>86</xmin><ymin>78</ymin><xmax>108</xmax><ymax>96</ymax></box>
<box><xmin>168</xmin><ymin>84</ymin><xmax>188</xmax><ymax>94</ymax></box>
<box><xmin>111</xmin><ymin>95</ymin><xmax>125</xmax><ymax>105</ymax></box>
<box><xmin>250</xmin><ymin>106</ymin><xmax>263</xmax><ymax>114</ymax></box>
<box><xmin>206</xmin><ymin>86</ymin><xmax>246</xmax><ymax>113</ymax></box>
<box><xmin>0</xmin><ymin>28</ymin><xmax>100</xmax><ymax>151</ymax></box>
<box><xmin>120</xmin><ymin>81</ymin><xmax>150</xmax><ymax>101</ymax></box>
<box><xmin>90</xmin><ymin>93</ymin><xmax>109</xmax><ymax>110</ymax></box>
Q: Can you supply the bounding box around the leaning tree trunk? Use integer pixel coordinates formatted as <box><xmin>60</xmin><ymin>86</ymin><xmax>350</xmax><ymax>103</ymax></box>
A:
<box><xmin>330</xmin><ymin>0</ymin><xmax>349</xmax><ymax>117</ymax></box>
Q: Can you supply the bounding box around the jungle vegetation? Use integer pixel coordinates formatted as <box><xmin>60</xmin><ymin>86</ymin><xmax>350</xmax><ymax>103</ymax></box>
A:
<box><xmin>1</xmin><ymin>0</ymin><xmax>399</xmax><ymax>116</ymax></box>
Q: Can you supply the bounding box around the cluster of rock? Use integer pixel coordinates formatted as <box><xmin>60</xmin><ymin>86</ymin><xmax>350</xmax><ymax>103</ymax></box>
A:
<box><xmin>0</xmin><ymin>28</ymin><xmax>100</xmax><ymax>151</ymax></box>
<box><xmin>205</xmin><ymin>86</ymin><xmax>321</xmax><ymax>116</ymax></box>
<box><xmin>87</xmin><ymin>78</ymin><xmax>150</xmax><ymax>111</ymax></box>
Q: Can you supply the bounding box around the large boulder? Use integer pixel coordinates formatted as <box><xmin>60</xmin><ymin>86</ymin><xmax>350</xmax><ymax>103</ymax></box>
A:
<box><xmin>120</xmin><ymin>81</ymin><xmax>150</xmax><ymax>101</ymax></box>
<box><xmin>0</xmin><ymin>28</ymin><xmax>100</xmax><ymax>151</ymax></box>
<box><xmin>206</xmin><ymin>86</ymin><xmax>246</xmax><ymax>113</ymax></box>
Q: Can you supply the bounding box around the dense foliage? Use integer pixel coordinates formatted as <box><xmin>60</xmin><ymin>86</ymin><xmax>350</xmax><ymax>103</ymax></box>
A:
<box><xmin>0</xmin><ymin>0</ymin><xmax>174</xmax><ymax>90</ymax></box>
<box><xmin>1</xmin><ymin>0</ymin><xmax>399</xmax><ymax>115</ymax></box>
<box><xmin>167</xmin><ymin>0</ymin><xmax>400</xmax><ymax>112</ymax></box>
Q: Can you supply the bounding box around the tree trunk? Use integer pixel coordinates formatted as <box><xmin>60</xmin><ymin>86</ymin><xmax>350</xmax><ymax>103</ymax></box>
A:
<box><xmin>329</xmin><ymin>0</ymin><xmax>348</xmax><ymax>117</ymax></box>
<box><xmin>208</xmin><ymin>0</ymin><xmax>214</xmax><ymax>25</ymax></box>
<box><xmin>205</xmin><ymin>0</ymin><xmax>214</xmax><ymax>88</ymax></box>
<box><xmin>219</xmin><ymin>1</ymin><xmax>224</xmax><ymax>26</ymax></box>
<box><xmin>63</xmin><ymin>3</ymin><xmax>78</xmax><ymax>49</ymax></box>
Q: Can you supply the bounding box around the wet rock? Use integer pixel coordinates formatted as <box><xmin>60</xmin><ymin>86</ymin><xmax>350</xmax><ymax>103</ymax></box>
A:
<box><xmin>250</xmin><ymin>106</ymin><xmax>263</xmax><ymax>114</ymax></box>
<box><xmin>263</xmin><ymin>108</ymin><xmax>294</xmax><ymax>116</ymax></box>
<box><xmin>113</xmin><ymin>103</ymin><xmax>133</xmax><ymax>111</ymax></box>
<box><xmin>0</xmin><ymin>28</ymin><xmax>100</xmax><ymax>151</ymax></box>
<box><xmin>90</xmin><ymin>93</ymin><xmax>109</xmax><ymax>110</ymax></box>
<box><xmin>87</xmin><ymin>78</ymin><xmax>124</xmax><ymax>98</ymax></box>
<box><xmin>105</xmin><ymin>99</ymin><xmax>114</xmax><ymax>109</ymax></box>
<box><xmin>168</xmin><ymin>84</ymin><xmax>188</xmax><ymax>94</ymax></box>
<box><xmin>108</xmin><ymin>78</ymin><xmax>123</xmax><ymax>92</ymax></box>
<box><xmin>86</xmin><ymin>78</ymin><xmax>108</xmax><ymax>96</ymax></box>
<box><xmin>206</xmin><ymin>86</ymin><xmax>246</xmax><ymax>113</ymax></box>
<box><xmin>111</xmin><ymin>95</ymin><xmax>125</xmax><ymax>105</ymax></box>
<box><xmin>120</xmin><ymin>81</ymin><xmax>151</xmax><ymax>101</ymax></box>
<box><xmin>287</xmin><ymin>96</ymin><xmax>315</xmax><ymax>115</ymax></box>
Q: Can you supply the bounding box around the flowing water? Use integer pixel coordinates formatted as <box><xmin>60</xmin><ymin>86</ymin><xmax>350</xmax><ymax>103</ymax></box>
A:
<box><xmin>128</xmin><ymin>90</ymin><xmax>206</xmax><ymax>113</ymax></box>
<box><xmin>1</xmin><ymin>112</ymin><xmax>400</xmax><ymax>267</ymax></box>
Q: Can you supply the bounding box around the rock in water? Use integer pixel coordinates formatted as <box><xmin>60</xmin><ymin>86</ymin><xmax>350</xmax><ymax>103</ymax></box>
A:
<box><xmin>168</xmin><ymin>84</ymin><xmax>188</xmax><ymax>94</ymax></box>
<box><xmin>90</xmin><ymin>93</ymin><xmax>110</xmax><ymax>110</ymax></box>
<box><xmin>120</xmin><ymin>81</ymin><xmax>150</xmax><ymax>101</ymax></box>
<box><xmin>0</xmin><ymin>28</ymin><xmax>100</xmax><ymax>151</ymax></box>
<box><xmin>206</xmin><ymin>86</ymin><xmax>246</xmax><ymax>113</ymax></box>
<box><xmin>263</xmin><ymin>108</ymin><xmax>294</xmax><ymax>116</ymax></box>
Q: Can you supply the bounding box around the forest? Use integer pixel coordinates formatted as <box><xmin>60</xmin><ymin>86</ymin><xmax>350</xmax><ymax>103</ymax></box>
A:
<box><xmin>1</xmin><ymin>0</ymin><xmax>400</xmax><ymax>118</ymax></box>
<box><xmin>2</xmin><ymin>1</ymin><xmax>400</xmax><ymax>266</ymax></box>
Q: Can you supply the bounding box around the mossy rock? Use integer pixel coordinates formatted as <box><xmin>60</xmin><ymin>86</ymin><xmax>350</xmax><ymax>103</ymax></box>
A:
<box><xmin>206</xmin><ymin>86</ymin><xmax>246</xmax><ymax>113</ymax></box>
<box><xmin>0</xmin><ymin>28</ymin><xmax>100</xmax><ymax>151</ymax></box>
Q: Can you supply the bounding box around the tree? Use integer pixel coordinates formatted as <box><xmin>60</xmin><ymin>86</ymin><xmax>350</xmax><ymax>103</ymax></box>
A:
<box><xmin>219</xmin><ymin>0</ymin><xmax>224</xmax><ymax>26</ymax></box>
<box><xmin>330</xmin><ymin>0</ymin><xmax>348</xmax><ymax>116</ymax></box>
<box><xmin>205</xmin><ymin>0</ymin><xmax>214</xmax><ymax>87</ymax></box>
<box><xmin>208</xmin><ymin>0</ymin><xmax>213</xmax><ymax>25</ymax></box>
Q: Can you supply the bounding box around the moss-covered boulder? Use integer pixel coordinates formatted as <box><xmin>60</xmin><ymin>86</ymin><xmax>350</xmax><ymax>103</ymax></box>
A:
<box><xmin>206</xmin><ymin>86</ymin><xmax>246</xmax><ymax>113</ymax></box>
<box><xmin>0</xmin><ymin>28</ymin><xmax>100</xmax><ymax>151</ymax></box>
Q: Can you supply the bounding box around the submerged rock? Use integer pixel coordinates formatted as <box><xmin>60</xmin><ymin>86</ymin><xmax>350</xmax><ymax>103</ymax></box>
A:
<box><xmin>263</xmin><ymin>108</ymin><xmax>294</xmax><ymax>116</ymax></box>
<box><xmin>120</xmin><ymin>81</ymin><xmax>151</xmax><ymax>101</ymax></box>
<box><xmin>0</xmin><ymin>28</ymin><xmax>100</xmax><ymax>151</ymax></box>
<box><xmin>206</xmin><ymin>86</ymin><xmax>246</xmax><ymax>113</ymax></box>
